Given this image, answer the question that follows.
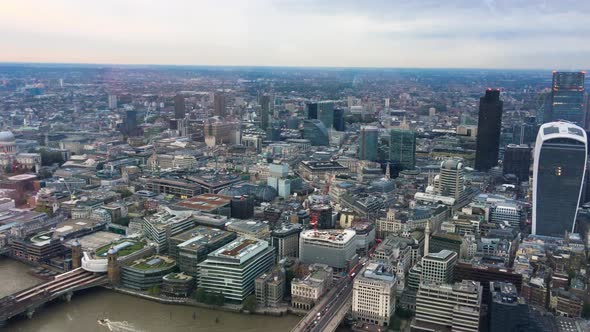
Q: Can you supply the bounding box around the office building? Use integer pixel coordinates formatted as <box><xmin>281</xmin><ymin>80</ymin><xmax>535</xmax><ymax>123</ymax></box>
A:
<box><xmin>302</xmin><ymin>119</ymin><xmax>329</xmax><ymax>146</ymax></box>
<box><xmin>291</xmin><ymin>264</ymin><xmax>333</xmax><ymax>310</ymax></box>
<box><xmin>197</xmin><ymin>237</ymin><xmax>275</xmax><ymax>302</ymax></box>
<box><xmin>333</xmin><ymin>108</ymin><xmax>345</xmax><ymax>131</ymax></box>
<box><xmin>413</xmin><ymin>280</ymin><xmax>483</xmax><ymax>332</ymax></box>
<box><xmin>161</xmin><ymin>272</ymin><xmax>195</xmax><ymax>298</ymax></box>
<box><xmin>307</xmin><ymin>101</ymin><xmax>334</xmax><ymax>129</ymax></box>
<box><xmin>230</xmin><ymin>195</ymin><xmax>255</xmax><ymax>219</ymax></box>
<box><xmin>358</xmin><ymin>126</ymin><xmax>379</xmax><ymax>161</ymax></box>
<box><xmin>226</xmin><ymin>220</ymin><xmax>270</xmax><ymax>240</ymax></box>
<box><xmin>384</xmin><ymin>129</ymin><xmax>416</xmax><ymax>170</ymax></box>
<box><xmin>142</xmin><ymin>209</ymin><xmax>195</xmax><ymax>252</ymax></box>
<box><xmin>532</xmin><ymin>121</ymin><xmax>587</xmax><ymax>237</ymax></box>
<box><xmin>433</xmin><ymin>159</ymin><xmax>465</xmax><ymax>200</ymax></box>
<box><xmin>125</xmin><ymin>109</ymin><xmax>138</xmax><ymax>136</ymax></box>
<box><xmin>271</xmin><ymin>223</ymin><xmax>302</xmax><ymax>260</ymax></box>
<box><xmin>255</xmin><ymin>270</ymin><xmax>284</xmax><ymax>307</ymax></box>
<box><xmin>120</xmin><ymin>255</ymin><xmax>177</xmax><ymax>291</ymax></box>
<box><xmin>299</xmin><ymin>229</ymin><xmax>357</xmax><ymax>270</ymax></box>
<box><xmin>475</xmin><ymin>89</ymin><xmax>503</xmax><ymax>171</ymax></box>
<box><xmin>259</xmin><ymin>94</ymin><xmax>272</xmax><ymax>130</ymax></box>
<box><xmin>108</xmin><ymin>94</ymin><xmax>118</xmax><ymax>109</ymax></box>
<box><xmin>421</xmin><ymin>249</ymin><xmax>457</xmax><ymax>284</ymax></box>
<box><xmin>310</xmin><ymin>204</ymin><xmax>334</xmax><ymax>229</ymax></box>
<box><xmin>503</xmin><ymin>144</ymin><xmax>532</xmax><ymax>181</ymax></box>
<box><xmin>213</xmin><ymin>92</ymin><xmax>227</xmax><ymax>117</ymax></box>
<box><xmin>550</xmin><ymin>71</ymin><xmax>586</xmax><ymax>126</ymax></box>
<box><xmin>352</xmin><ymin>263</ymin><xmax>396</xmax><ymax>327</ymax></box>
<box><xmin>489</xmin><ymin>282</ymin><xmax>532</xmax><ymax>332</ymax></box>
<box><xmin>174</xmin><ymin>94</ymin><xmax>186</xmax><ymax>119</ymax></box>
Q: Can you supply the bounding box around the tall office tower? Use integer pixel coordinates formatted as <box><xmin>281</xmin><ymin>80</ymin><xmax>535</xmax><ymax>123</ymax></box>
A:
<box><xmin>259</xmin><ymin>94</ymin><xmax>272</xmax><ymax>130</ymax></box>
<box><xmin>503</xmin><ymin>144</ymin><xmax>532</xmax><ymax>181</ymax></box>
<box><xmin>488</xmin><ymin>282</ymin><xmax>533</xmax><ymax>332</ymax></box>
<box><xmin>550</xmin><ymin>71</ymin><xmax>586</xmax><ymax>127</ymax></box>
<box><xmin>512</xmin><ymin>116</ymin><xmax>538</xmax><ymax>145</ymax></box>
<box><xmin>352</xmin><ymin>263</ymin><xmax>396</xmax><ymax>327</ymax></box>
<box><xmin>213</xmin><ymin>92</ymin><xmax>227</xmax><ymax>117</ymax></box>
<box><xmin>333</xmin><ymin>108</ymin><xmax>345</xmax><ymax>131</ymax></box>
<box><xmin>413</xmin><ymin>280</ymin><xmax>482</xmax><ymax>332</ymax></box>
<box><xmin>306</xmin><ymin>101</ymin><xmax>334</xmax><ymax>129</ymax></box>
<box><xmin>108</xmin><ymin>94</ymin><xmax>118</xmax><ymax>109</ymax></box>
<box><xmin>433</xmin><ymin>159</ymin><xmax>465</xmax><ymax>200</ymax></box>
<box><xmin>532</xmin><ymin>121</ymin><xmax>587</xmax><ymax>237</ymax></box>
<box><xmin>421</xmin><ymin>249</ymin><xmax>457</xmax><ymax>284</ymax></box>
<box><xmin>174</xmin><ymin>94</ymin><xmax>186</xmax><ymax>119</ymax></box>
<box><xmin>125</xmin><ymin>109</ymin><xmax>138</xmax><ymax>136</ymax></box>
<box><xmin>358</xmin><ymin>126</ymin><xmax>379</xmax><ymax>161</ymax></box>
<box><xmin>385</xmin><ymin>129</ymin><xmax>416</xmax><ymax>170</ymax></box>
<box><xmin>302</xmin><ymin>119</ymin><xmax>329</xmax><ymax>146</ymax></box>
<box><xmin>475</xmin><ymin>89</ymin><xmax>503</xmax><ymax>171</ymax></box>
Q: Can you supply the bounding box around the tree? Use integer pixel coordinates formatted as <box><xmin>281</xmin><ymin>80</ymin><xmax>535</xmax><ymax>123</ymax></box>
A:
<box><xmin>214</xmin><ymin>292</ymin><xmax>224</xmax><ymax>306</ymax></box>
<box><xmin>117</xmin><ymin>189</ymin><xmax>133</xmax><ymax>198</ymax></box>
<box><xmin>195</xmin><ymin>288</ymin><xmax>206</xmax><ymax>302</ymax></box>
<box><xmin>242</xmin><ymin>294</ymin><xmax>257</xmax><ymax>312</ymax></box>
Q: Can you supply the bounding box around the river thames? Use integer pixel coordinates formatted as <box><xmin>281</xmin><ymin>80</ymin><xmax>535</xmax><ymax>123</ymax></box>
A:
<box><xmin>0</xmin><ymin>258</ymin><xmax>301</xmax><ymax>332</ymax></box>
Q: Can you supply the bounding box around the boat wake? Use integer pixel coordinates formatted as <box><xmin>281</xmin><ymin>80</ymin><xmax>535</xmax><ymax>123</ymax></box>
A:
<box><xmin>97</xmin><ymin>319</ymin><xmax>144</xmax><ymax>332</ymax></box>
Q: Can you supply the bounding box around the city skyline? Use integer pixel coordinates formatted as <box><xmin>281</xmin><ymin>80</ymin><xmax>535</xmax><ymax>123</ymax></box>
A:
<box><xmin>2</xmin><ymin>0</ymin><xmax>590</xmax><ymax>69</ymax></box>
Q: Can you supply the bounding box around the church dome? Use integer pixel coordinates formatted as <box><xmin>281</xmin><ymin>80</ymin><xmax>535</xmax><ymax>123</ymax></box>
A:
<box><xmin>0</xmin><ymin>131</ymin><xmax>15</xmax><ymax>143</ymax></box>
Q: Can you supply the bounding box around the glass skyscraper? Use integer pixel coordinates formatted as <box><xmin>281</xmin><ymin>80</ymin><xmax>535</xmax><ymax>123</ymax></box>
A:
<box><xmin>386</xmin><ymin>129</ymin><xmax>416</xmax><ymax>170</ymax></box>
<box><xmin>302</xmin><ymin>119</ymin><xmax>329</xmax><ymax>146</ymax></box>
<box><xmin>475</xmin><ymin>89</ymin><xmax>503</xmax><ymax>171</ymax></box>
<box><xmin>532</xmin><ymin>121</ymin><xmax>587</xmax><ymax>237</ymax></box>
<box><xmin>358</xmin><ymin>126</ymin><xmax>379</xmax><ymax>161</ymax></box>
<box><xmin>306</xmin><ymin>101</ymin><xmax>334</xmax><ymax>129</ymax></box>
<box><xmin>550</xmin><ymin>71</ymin><xmax>586</xmax><ymax>127</ymax></box>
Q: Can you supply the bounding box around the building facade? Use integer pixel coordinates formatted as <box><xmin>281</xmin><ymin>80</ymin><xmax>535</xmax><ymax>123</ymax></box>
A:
<box><xmin>475</xmin><ymin>89</ymin><xmax>503</xmax><ymax>171</ymax></box>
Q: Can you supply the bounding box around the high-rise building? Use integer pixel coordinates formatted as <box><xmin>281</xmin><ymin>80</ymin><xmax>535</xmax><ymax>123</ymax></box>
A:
<box><xmin>421</xmin><ymin>249</ymin><xmax>457</xmax><ymax>284</ymax></box>
<box><xmin>333</xmin><ymin>108</ymin><xmax>345</xmax><ymax>131</ymax></box>
<box><xmin>306</xmin><ymin>101</ymin><xmax>334</xmax><ymax>129</ymax></box>
<box><xmin>489</xmin><ymin>282</ymin><xmax>533</xmax><ymax>332</ymax></box>
<box><xmin>532</xmin><ymin>121</ymin><xmax>587</xmax><ymax>237</ymax></box>
<box><xmin>125</xmin><ymin>109</ymin><xmax>138</xmax><ymax>136</ymax></box>
<box><xmin>550</xmin><ymin>71</ymin><xmax>586</xmax><ymax>127</ymax></box>
<box><xmin>270</xmin><ymin>223</ymin><xmax>302</xmax><ymax>260</ymax></box>
<box><xmin>302</xmin><ymin>119</ymin><xmax>329</xmax><ymax>146</ymax></box>
<box><xmin>358</xmin><ymin>126</ymin><xmax>379</xmax><ymax>161</ymax></box>
<box><xmin>413</xmin><ymin>280</ymin><xmax>483</xmax><ymax>332</ymax></box>
<box><xmin>174</xmin><ymin>94</ymin><xmax>186</xmax><ymax>119</ymax></box>
<box><xmin>475</xmin><ymin>89</ymin><xmax>503</xmax><ymax>171</ymax></box>
<box><xmin>197</xmin><ymin>237</ymin><xmax>275</xmax><ymax>302</ymax></box>
<box><xmin>213</xmin><ymin>92</ymin><xmax>227</xmax><ymax>117</ymax></box>
<box><xmin>259</xmin><ymin>94</ymin><xmax>272</xmax><ymax>130</ymax></box>
<box><xmin>433</xmin><ymin>159</ymin><xmax>465</xmax><ymax>200</ymax></box>
<box><xmin>383</xmin><ymin>129</ymin><xmax>416</xmax><ymax>170</ymax></box>
<box><xmin>108</xmin><ymin>94</ymin><xmax>118</xmax><ymax>109</ymax></box>
<box><xmin>503</xmin><ymin>144</ymin><xmax>532</xmax><ymax>181</ymax></box>
<box><xmin>352</xmin><ymin>263</ymin><xmax>396</xmax><ymax>327</ymax></box>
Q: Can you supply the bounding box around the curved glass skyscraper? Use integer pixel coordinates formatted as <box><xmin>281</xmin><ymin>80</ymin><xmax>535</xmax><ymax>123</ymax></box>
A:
<box><xmin>532</xmin><ymin>121</ymin><xmax>587</xmax><ymax>237</ymax></box>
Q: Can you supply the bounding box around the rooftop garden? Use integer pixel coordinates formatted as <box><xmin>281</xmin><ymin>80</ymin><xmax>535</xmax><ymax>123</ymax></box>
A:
<box><xmin>131</xmin><ymin>256</ymin><xmax>175</xmax><ymax>270</ymax></box>
<box><xmin>95</xmin><ymin>239</ymin><xmax>146</xmax><ymax>258</ymax></box>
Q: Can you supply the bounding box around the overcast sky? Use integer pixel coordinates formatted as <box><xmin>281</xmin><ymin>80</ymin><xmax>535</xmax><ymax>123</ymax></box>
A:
<box><xmin>1</xmin><ymin>0</ymin><xmax>588</xmax><ymax>69</ymax></box>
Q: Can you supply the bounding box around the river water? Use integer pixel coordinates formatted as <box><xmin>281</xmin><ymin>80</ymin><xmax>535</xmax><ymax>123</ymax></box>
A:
<box><xmin>0</xmin><ymin>258</ymin><xmax>301</xmax><ymax>332</ymax></box>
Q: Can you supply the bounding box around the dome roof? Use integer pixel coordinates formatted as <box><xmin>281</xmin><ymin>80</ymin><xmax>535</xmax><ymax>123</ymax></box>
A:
<box><xmin>0</xmin><ymin>131</ymin><xmax>15</xmax><ymax>143</ymax></box>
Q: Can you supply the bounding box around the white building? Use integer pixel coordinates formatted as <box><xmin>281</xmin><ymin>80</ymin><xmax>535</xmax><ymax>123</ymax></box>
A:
<box><xmin>291</xmin><ymin>264</ymin><xmax>333</xmax><ymax>310</ymax></box>
<box><xmin>421</xmin><ymin>249</ymin><xmax>457</xmax><ymax>284</ymax></box>
<box><xmin>198</xmin><ymin>237</ymin><xmax>275</xmax><ymax>302</ymax></box>
<box><xmin>352</xmin><ymin>263</ymin><xmax>397</xmax><ymax>327</ymax></box>
<box><xmin>299</xmin><ymin>229</ymin><xmax>357</xmax><ymax>270</ymax></box>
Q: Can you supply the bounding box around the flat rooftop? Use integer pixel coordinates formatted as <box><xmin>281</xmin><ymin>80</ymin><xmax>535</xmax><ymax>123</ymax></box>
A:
<box><xmin>65</xmin><ymin>231</ymin><xmax>122</xmax><ymax>252</ymax></box>
<box><xmin>127</xmin><ymin>255</ymin><xmax>176</xmax><ymax>271</ymax></box>
<box><xmin>209</xmin><ymin>237</ymin><xmax>269</xmax><ymax>262</ymax></box>
<box><xmin>300</xmin><ymin>229</ymin><xmax>356</xmax><ymax>243</ymax></box>
<box><xmin>175</xmin><ymin>193</ymin><xmax>231</xmax><ymax>212</ymax></box>
<box><xmin>172</xmin><ymin>226</ymin><xmax>234</xmax><ymax>250</ymax></box>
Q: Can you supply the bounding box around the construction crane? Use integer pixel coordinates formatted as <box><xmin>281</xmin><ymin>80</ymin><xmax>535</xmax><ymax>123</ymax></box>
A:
<box><xmin>310</xmin><ymin>208</ymin><xmax>320</xmax><ymax>237</ymax></box>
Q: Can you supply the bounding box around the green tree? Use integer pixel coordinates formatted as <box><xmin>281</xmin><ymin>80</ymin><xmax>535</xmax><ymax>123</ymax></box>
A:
<box><xmin>242</xmin><ymin>294</ymin><xmax>257</xmax><ymax>312</ymax></box>
<box><xmin>214</xmin><ymin>293</ymin><xmax>225</xmax><ymax>306</ymax></box>
<box><xmin>195</xmin><ymin>288</ymin><xmax>206</xmax><ymax>302</ymax></box>
<box><xmin>117</xmin><ymin>189</ymin><xmax>133</xmax><ymax>198</ymax></box>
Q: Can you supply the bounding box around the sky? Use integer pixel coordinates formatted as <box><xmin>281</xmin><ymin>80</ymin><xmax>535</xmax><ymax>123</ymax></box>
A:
<box><xmin>1</xmin><ymin>0</ymin><xmax>589</xmax><ymax>69</ymax></box>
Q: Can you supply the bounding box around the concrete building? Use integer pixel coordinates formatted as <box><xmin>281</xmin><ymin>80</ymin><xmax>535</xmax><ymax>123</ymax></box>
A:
<box><xmin>299</xmin><ymin>229</ymin><xmax>357</xmax><ymax>270</ymax></box>
<box><xmin>226</xmin><ymin>220</ymin><xmax>270</xmax><ymax>240</ymax></box>
<box><xmin>421</xmin><ymin>249</ymin><xmax>457</xmax><ymax>284</ymax></box>
<box><xmin>142</xmin><ymin>209</ymin><xmax>195</xmax><ymax>252</ymax></box>
<box><xmin>291</xmin><ymin>264</ymin><xmax>333</xmax><ymax>310</ymax></box>
<box><xmin>433</xmin><ymin>159</ymin><xmax>465</xmax><ymax>200</ymax></box>
<box><xmin>270</xmin><ymin>223</ymin><xmax>302</xmax><ymax>260</ymax></box>
<box><xmin>352</xmin><ymin>263</ymin><xmax>396</xmax><ymax>327</ymax></box>
<box><xmin>255</xmin><ymin>270</ymin><xmax>284</xmax><ymax>307</ymax></box>
<box><xmin>120</xmin><ymin>255</ymin><xmax>177</xmax><ymax>291</ymax></box>
<box><xmin>197</xmin><ymin>237</ymin><xmax>275</xmax><ymax>303</ymax></box>
<box><xmin>413</xmin><ymin>280</ymin><xmax>483</xmax><ymax>332</ymax></box>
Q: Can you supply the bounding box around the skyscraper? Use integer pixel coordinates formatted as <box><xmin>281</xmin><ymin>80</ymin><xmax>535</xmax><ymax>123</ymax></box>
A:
<box><xmin>358</xmin><ymin>126</ymin><xmax>379</xmax><ymax>161</ymax></box>
<box><xmin>302</xmin><ymin>119</ymin><xmax>329</xmax><ymax>146</ymax></box>
<box><xmin>532</xmin><ymin>121</ymin><xmax>587</xmax><ymax>237</ymax></box>
<box><xmin>475</xmin><ymin>89</ymin><xmax>503</xmax><ymax>171</ymax></box>
<box><xmin>174</xmin><ymin>94</ymin><xmax>186</xmax><ymax>119</ymax></box>
<box><xmin>306</xmin><ymin>101</ymin><xmax>334</xmax><ymax>129</ymax></box>
<box><xmin>108</xmin><ymin>94</ymin><xmax>118</xmax><ymax>109</ymax></box>
<box><xmin>125</xmin><ymin>109</ymin><xmax>137</xmax><ymax>136</ymax></box>
<box><xmin>259</xmin><ymin>94</ymin><xmax>272</xmax><ymax>130</ymax></box>
<box><xmin>333</xmin><ymin>108</ymin><xmax>345</xmax><ymax>131</ymax></box>
<box><xmin>384</xmin><ymin>129</ymin><xmax>416</xmax><ymax>170</ymax></box>
<box><xmin>503</xmin><ymin>144</ymin><xmax>532</xmax><ymax>181</ymax></box>
<box><xmin>433</xmin><ymin>159</ymin><xmax>465</xmax><ymax>200</ymax></box>
<box><xmin>550</xmin><ymin>71</ymin><xmax>586</xmax><ymax>127</ymax></box>
<box><xmin>214</xmin><ymin>92</ymin><xmax>227</xmax><ymax>117</ymax></box>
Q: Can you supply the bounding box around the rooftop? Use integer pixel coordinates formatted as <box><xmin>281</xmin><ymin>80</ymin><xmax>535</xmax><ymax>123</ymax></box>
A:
<box><xmin>127</xmin><ymin>255</ymin><xmax>176</xmax><ymax>271</ymax></box>
<box><xmin>300</xmin><ymin>229</ymin><xmax>356</xmax><ymax>243</ymax></box>
<box><xmin>209</xmin><ymin>237</ymin><xmax>269</xmax><ymax>262</ymax></box>
<box><xmin>175</xmin><ymin>193</ymin><xmax>231</xmax><ymax>212</ymax></box>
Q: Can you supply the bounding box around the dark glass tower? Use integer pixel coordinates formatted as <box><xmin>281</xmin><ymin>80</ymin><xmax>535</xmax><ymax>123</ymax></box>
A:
<box><xmin>259</xmin><ymin>95</ymin><xmax>272</xmax><ymax>130</ymax></box>
<box><xmin>358</xmin><ymin>126</ymin><xmax>379</xmax><ymax>161</ymax></box>
<box><xmin>550</xmin><ymin>71</ymin><xmax>586</xmax><ymax>127</ymax></box>
<box><xmin>503</xmin><ymin>144</ymin><xmax>532</xmax><ymax>181</ymax></box>
<box><xmin>333</xmin><ymin>108</ymin><xmax>345</xmax><ymax>131</ymax></box>
<box><xmin>125</xmin><ymin>109</ymin><xmax>138</xmax><ymax>136</ymax></box>
<box><xmin>174</xmin><ymin>94</ymin><xmax>186</xmax><ymax>119</ymax></box>
<box><xmin>214</xmin><ymin>92</ymin><xmax>227</xmax><ymax>117</ymax></box>
<box><xmin>533</xmin><ymin>121</ymin><xmax>587</xmax><ymax>237</ymax></box>
<box><xmin>306</xmin><ymin>101</ymin><xmax>334</xmax><ymax>129</ymax></box>
<box><xmin>475</xmin><ymin>89</ymin><xmax>503</xmax><ymax>171</ymax></box>
<box><xmin>302</xmin><ymin>119</ymin><xmax>328</xmax><ymax>146</ymax></box>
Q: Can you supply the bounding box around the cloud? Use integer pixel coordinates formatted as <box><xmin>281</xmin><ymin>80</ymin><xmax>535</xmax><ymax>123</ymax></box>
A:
<box><xmin>0</xmin><ymin>0</ymin><xmax>588</xmax><ymax>68</ymax></box>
